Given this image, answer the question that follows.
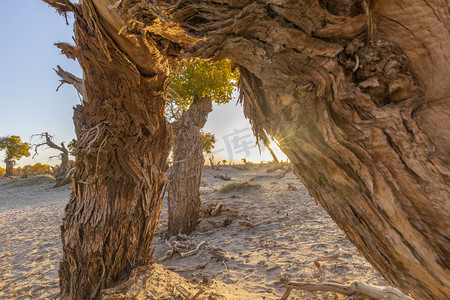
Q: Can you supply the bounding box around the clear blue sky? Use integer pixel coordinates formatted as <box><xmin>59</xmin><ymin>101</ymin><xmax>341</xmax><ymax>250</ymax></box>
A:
<box><xmin>0</xmin><ymin>1</ymin><xmax>286</xmax><ymax>167</ymax></box>
<box><xmin>0</xmin><ymin>0</ymin><xmax>81</xmax><ymax>166</ymax></box>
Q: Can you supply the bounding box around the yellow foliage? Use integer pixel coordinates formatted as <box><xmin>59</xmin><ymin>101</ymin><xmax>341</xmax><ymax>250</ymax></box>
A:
<box><xmin>168</xmin><ymin>59</ymin><xmax>239</xmax><ymax>118</ymax></box>
<box><xmin>29</xmin><ymin>163</ymin><xmax>52</xmax><ymax>175</ymax></box>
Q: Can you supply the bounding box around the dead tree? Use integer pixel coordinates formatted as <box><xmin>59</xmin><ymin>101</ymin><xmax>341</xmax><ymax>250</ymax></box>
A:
<box><xmin>33</xmin><ymin>132</ymin><xmax>71</xmax><ymax>186</ymax></box>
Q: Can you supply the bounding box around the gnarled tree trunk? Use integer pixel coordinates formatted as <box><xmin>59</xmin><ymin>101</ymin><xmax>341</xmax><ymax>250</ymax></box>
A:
<box><xmin>114</xmin><ymin>1</ymin><xmax>449</xmax><ymax>299</ymax></box>
<box><xmin>43</xmin><ymin>0</ymin><xmax>194</xmax><ymax>298</ymax></box>
<box><xmin>46</xmin><ymin>0</ymin><xmax>449</xmax><ymax>299</ymax></box>
<box><xmin>4</xmin><ymin>158</ymin><xmax>14</xmax><ymax>177</ymax></box>
<box><xmin>168</xmin><ymin>96</ymin><xmax>212</xmax><ymax>236</ymax></box>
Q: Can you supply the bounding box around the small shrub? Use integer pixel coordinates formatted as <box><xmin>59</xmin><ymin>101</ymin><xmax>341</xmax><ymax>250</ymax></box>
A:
<box><xmin>219</xmin><ymin>180</ymin><xmax>261</xmax><ymax>193</ymax></box>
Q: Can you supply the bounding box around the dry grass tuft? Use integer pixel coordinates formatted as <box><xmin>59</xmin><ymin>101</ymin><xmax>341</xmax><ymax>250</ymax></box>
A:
<box><xmin>219</xmin><ymin>180</ymin><xmax>261</xmax><ymax>193</ymax></box>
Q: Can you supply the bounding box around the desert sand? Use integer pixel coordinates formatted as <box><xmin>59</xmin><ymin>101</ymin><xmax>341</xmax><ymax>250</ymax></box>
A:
<box><xmin>0</xmin><ymin>164</ymin><xmax>389</xmax><ymax>299</ymax></box>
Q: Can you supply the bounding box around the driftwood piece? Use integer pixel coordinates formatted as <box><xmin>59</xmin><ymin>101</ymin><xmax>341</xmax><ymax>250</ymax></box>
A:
<box><xmin>313</xmin><ymin>248</ymin><xmax>342</xmax><ymax>282</ymax></box>
<box><xmin>210</xmin><ymin>202</ymin><xmax>222</xmax><ymax>216</ymax></box>
<box><xmin>175</xmin><ymin>285</ymin><xmax>205</xmax><ymax>300</ymax></box>
<box><xmin>280</xmin><ymin>281</ymin><xmax>413</xmax><ymax>300</ymax></box>
<box><xmin>190</xmin><ymin>288</ymin><xmax>205</xmax><ymax>300</ymax></box>
<box><xmin>276</xmin><ymin>165</ymin><xmax>293</xmax><ymax>179</ymax></box>
<box><xmin>238</xmin><ymin>217</ymin><xmax>284</xmax><ymax>228</ymax></box>
<box><xmin>176</xmin><ymin>285</ymin><xmax>190</xmax><ymax>299</ymax></box>
<box><xmin>287</xmin><ymin>183</ymin><xmax>297</xmax><ymax>191</ymax></box>
<box><xmin>165</xmin><ymin>262</ymin><xmax>208</xmax><ymax>273</ymax></box>
<box><xmin>231</xmin><ymin>165</ymin><xmax>250</xmax><ymax>171</ymax></box>
<box><xmin>267</xmin><ymin>165</ymin><xmax>284</xmax><ymax>173</ymax></box>
<box><xmin>214</xmin><ymin>174</ymin><xmax>231</xmax><ymax>181</ymax></box>
<box><xmin>250</xmin><ymin>165</ymin><xmax>293</xmax><ymax>181</ymax></box>
<box><xmin>158</xmin><ymin>249</ymin><xmax>174</xmax><ymax>262</ymax></box>
<box><xmin>179</xmin><ymin>241</ymin><xmax>206</xmax><ymax>258</ymax></box>
<box><xmin>250</xmin><ymin>175</ymin><xmax>275</xmax><ymax>181</ymax></box>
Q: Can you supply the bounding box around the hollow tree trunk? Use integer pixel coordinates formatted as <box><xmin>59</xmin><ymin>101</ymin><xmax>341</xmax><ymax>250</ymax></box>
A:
<box><xmin>168</xmin><ymin>96</ymin><xmax>212</xmax><ymax>236</ymax></box>
<box><xmin>43</xmin><ymin>0</ymin><xmax>194</xmax><ymax>298</ymax></box>
<box><xmin>114</xmin><ymin>1</ymin><xmax>449</xmax><ymax>299</ymax></box>
<box><xmin>4</xmin><ymin>158</ymin><xmax>14</xmax><ymax>177</ymax></box>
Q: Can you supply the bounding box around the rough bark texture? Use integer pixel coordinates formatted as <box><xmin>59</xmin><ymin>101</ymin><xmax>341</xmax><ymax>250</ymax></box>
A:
<box><xmin>5</xmin><ymin>158</ymin><xmax>14</xmax><ymax>177</ymax></box>
<box><xmin>167</xmin><ymin>97</ymin><xmax>212</xmax><ymax>236</ymax></box>
<box><xmin>43</xmin><ymin>0</ymin><xmax>194</xmax><ymax>298</ymax></box>
<box><xmin>112</xmin><ymin>1</ymin><xmax>449</xmax><ymax>299</ymax></box>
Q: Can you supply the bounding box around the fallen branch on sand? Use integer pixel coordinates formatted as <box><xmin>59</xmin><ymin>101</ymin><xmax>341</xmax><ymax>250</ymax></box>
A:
<box><xmin>313</xmin><ymin>248</ymin><xmax>341</xmax><ymax>282</ymax></box>
<box><xmin>180</xmin><ymin>241</ymin><xmax>206</xmax><ymax>258</ymax></box>
<box><xmin>191</xmin><ymin>288</ymin><xmax>205</xmax><ymax>300</ymax></box>
<box><xmin>250</xmin><ymin>164</ymin><xmax>293</xmax><ymax>181</ymax></box>
<box><xmin>267</xmin><ymin>165</ymin><xmax>284</xmax><ymax>173</ymax></box>
<box><xmin>214</xmin><ymin>174</ymin><xmax>231</xmax><ymax>181</ymax></box>
<box><xmin>158</xmin><ymin>239</ymin><xmax>206</xmax><ymax>261</ymax></box>
<box><xmin>165</xmin><ymin>262</ymin><xmax>208</xmax><ymax>272</ymax></box>
<box><xmin>158</xmin><ymin>248</ymin><xmax>175</xmax><ymax>262</ymax></box>
<box><xmin>280</xmin><ymin>281</ymin><xmax>413</xmax><ymax>300</ymax></box>
<box><xmin>287</xmin><ymin>183</ymin><xmax>297</xmax><ymax>191</ymax></box>
<box><xmin>231</xmin><ymin>165</ymin><xmax>249</xmax><ymax>171</ymax></box>
<box><xmin>211</xmin><ymin>202</ymin><xmax>222</xmax><ymax>216</ymax></box>
<box><xmin>175</xmin><ymin>285</ymin><xmax>205</xmax><ymax>300</ymax></box>
<box><xmin>276</xmin><ymin>165</ymin><xmax>293</xmax><ymax>179</ymax></box>
<box><xmin>238</xmin><ymin>217</ymin><xmax>284</xmax><ymax>228</ymax></box>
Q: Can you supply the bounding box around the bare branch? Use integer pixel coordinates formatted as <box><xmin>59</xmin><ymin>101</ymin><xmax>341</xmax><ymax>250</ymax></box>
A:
<box><xmin>31</xmin><ymin>132</ymin><xmax>69</xmax><ymax>160</ymax></box>
<box><xmin>42</xmin><ymin>0</ymin><xmax>79</xmax><ymax>24</ymax></box>
<box><xmin>55</xmin><ymin>42</ymin><xmax>80</xmax><ymax>60</ymax></box>
<box><xmin>313</xmin><ymin>248</ymin><xmax>342</xmax><ymax>282</ymax></box>
<box><xmin>54</xmin><ymin>65</ymin><xmax>84</xmax><ymax>96</ymax></box>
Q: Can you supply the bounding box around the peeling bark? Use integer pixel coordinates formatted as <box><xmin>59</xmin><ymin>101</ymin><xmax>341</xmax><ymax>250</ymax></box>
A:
<box><xmin>113</xmin><ymin>1</ymin><xmax>449</xmax><ymax>299</ymax></box>
<box><xmin>168</xmin><ymin>96</ymin><xmax>212</xmax><ymax>236</ymax></box>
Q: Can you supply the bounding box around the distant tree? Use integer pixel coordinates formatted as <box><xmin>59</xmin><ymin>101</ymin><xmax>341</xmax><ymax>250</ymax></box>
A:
<box><xmin>200</xmin><ymin>131</ymin><xmax>216</xmax><ymax>154</ymax></box>
<box><xmin>0</xmin><ymin>136</ymin><xmax>31</xmax><ymax>177</ymax></box>
<box><xmin>29</xmin><ymin>163</ymin><xmax>52</xmax><ymax>175</ymax></box>
<box><xmin>167</xmin><ymin>59</ymin><xmax>238</xmax><ymax>236</ymax></box>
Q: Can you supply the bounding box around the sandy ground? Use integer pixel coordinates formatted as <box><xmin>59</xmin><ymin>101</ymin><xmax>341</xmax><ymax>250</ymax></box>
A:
<box><xmin>0</xmin><ymin>165</ymin><xmax>388</xmax><ymax>299</ymax></box>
